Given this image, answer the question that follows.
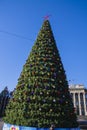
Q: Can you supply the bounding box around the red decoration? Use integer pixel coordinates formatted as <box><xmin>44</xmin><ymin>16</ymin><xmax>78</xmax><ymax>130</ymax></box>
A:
<box><xmin>58</xmin><ymin>91</ymin><xmax>60</xmax><ymax>94</ymax></box>
<box><xmin>65</xmin><ymin>89</ymin><xmax>67</xmax><ymax>93</ymax></box>
<box><xmin>11</xmin><ymin>127</ymin><xmax>16</xmax><ymax>130</ymax></box>
<box><xmin>44</xmin><ymin>15</ymin><xmax>51</xmax><ymax>20</ymax></box>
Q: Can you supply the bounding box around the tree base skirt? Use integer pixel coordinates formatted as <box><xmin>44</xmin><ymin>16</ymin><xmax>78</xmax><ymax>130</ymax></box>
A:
<box><xmin>3</xmin><ymin>123</ymin><xmax>80</xmax><ymax>130</ymax></box>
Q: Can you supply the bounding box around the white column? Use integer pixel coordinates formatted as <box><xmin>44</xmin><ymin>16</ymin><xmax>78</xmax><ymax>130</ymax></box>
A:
<box><xmin>78</xmin><ymin>93</ymin><xmax>81</xmax><ymax>115</ymax></box>
<box><xmin>83</xmin><ymin>93</ymin><xmax>87</xmax><ymax>115</ymax></box>
<box><xmin>73</xmin><ymin>93</ymin><xmax>76</xmax><ymax>108</ymax></box>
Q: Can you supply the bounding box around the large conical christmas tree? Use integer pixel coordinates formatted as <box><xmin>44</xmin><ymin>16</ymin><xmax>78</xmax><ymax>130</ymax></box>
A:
<box><xmin>4</xmin><ymin>20</ymin><xmax>78</xmax><ymax>128</ymax></box>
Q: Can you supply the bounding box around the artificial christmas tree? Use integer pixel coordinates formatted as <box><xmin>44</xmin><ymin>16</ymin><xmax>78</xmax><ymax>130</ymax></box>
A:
<box><xmin>3</xmin><ymin>20</ymin><xmax>79</xmax><ymax>129</ymax></box>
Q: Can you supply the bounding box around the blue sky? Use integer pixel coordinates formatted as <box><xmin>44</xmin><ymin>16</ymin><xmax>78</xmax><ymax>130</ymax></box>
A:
<box><xmin>0</xmin><ymin>0</ymin><xmax>87</xmax><ymax>92</ymax></box>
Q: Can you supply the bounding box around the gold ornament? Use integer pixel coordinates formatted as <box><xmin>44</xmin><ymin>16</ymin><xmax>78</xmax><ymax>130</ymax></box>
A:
<box><xmin>50</xmin><ymin>109</ymin><xmax>52</xmax><ymax>112</ymax></box>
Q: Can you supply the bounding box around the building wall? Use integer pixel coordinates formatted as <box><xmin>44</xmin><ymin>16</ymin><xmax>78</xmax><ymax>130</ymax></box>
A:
<box><xmin>69</xmin><ymin>84</ymin><xmax>87</xmax><ymax>116</ymax></box>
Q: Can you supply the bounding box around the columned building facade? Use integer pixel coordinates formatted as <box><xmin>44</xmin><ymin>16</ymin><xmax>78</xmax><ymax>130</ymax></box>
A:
<box><xmin>69</xmin><ymin>84</ymin><xmax>87</xmax><ymax>116</ymax></box>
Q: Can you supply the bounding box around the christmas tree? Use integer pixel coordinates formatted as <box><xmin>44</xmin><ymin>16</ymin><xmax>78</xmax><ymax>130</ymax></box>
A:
<box><xmin>3</xmin><ymin>20</ymin><xmax>78</xmax><ymax>128</ymax></box>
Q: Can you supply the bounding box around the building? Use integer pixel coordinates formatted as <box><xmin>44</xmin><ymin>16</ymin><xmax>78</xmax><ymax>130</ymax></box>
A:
<box><xmin>69</xmin><ymin>84</ymin><xmax>87</xmax><ymax>116</ymax></box>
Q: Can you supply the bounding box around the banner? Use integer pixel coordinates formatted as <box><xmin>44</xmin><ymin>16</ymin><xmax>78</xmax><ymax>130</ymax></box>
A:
<box><xmin>3</xmin><ymin>123</ymin><xmax>19</xmax><ymax>130</ymax></box>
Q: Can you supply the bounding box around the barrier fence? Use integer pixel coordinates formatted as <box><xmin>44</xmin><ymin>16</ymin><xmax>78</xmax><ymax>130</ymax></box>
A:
<box><xmin>3</xmin><ymin>123</ymin><xmax>80</xmax><ymax>130</ymax></box>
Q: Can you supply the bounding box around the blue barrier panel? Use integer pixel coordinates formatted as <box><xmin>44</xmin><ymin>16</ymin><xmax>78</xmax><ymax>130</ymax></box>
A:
<box><xmin>55</xmin><ymin>128</ymin><xmax>70</xmax><ymax>130</ymax></box>
<box><xmin>2</xmin><ymin>123</ymin><xmax>80</xmax><ymax>130</ymax></box>
<box><xmin>37</xmin><ymin>128</ymin><xmax>49</xmax><ymax>130</ymax></box>
<box><xmin>20</xmin><ymin>126</ymin><xmax>37</xmax><ymax>130</ymax></box>
<box><xmin>55</xmin><ymin>128</ymin><xmax>80</xmax><ymax>130</ymax></box>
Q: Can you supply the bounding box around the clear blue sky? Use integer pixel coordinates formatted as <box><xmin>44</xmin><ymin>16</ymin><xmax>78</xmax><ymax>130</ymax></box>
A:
<box><xmin>0</xmin><ymin>0</ymin><xmax>87</xmax><ymax>92</ymax></box>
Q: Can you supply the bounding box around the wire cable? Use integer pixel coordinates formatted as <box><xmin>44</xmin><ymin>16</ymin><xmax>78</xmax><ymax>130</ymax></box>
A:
<box><xmin>0</xmin><ymin>30</ymin><xmax>34</xmax><ymax>41</ymax></box>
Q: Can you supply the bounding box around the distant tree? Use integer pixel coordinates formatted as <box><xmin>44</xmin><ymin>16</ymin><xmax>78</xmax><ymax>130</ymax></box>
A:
<box><xmin>3</xmin><ymin>20</ymin><xmax>78</xmax><ymax>128</ymax></box>
<box><xmin>0</xmin><ymin>86</ymin><xmax>10</xmax><ymax>117</ymax></box>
